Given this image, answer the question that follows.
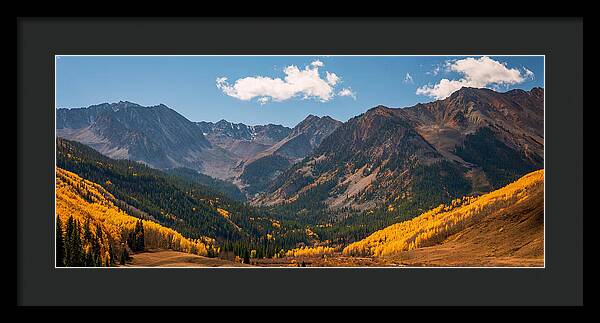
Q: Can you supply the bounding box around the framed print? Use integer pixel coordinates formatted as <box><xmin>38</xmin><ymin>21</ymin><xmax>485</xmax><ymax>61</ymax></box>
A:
<box><xmin>17</xmin><ymin>17</ymin><xmax>583</xmax><ymax>306</ymax></box>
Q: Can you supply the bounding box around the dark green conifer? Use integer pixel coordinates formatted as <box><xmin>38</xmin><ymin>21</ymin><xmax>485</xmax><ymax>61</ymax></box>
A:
<box><xmin>56</xmin><ymin>216</ymin><xmax>65</xmax><ymax>267</ymax></box>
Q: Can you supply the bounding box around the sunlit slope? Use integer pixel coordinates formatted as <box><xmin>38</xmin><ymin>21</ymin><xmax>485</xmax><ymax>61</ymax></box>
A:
<box><xmin>57</xmin><ymin>137</ymin><xmax>269</xmax><ymax>242</ymax></box>
<box><xmin>343</xmin><ymin>169</ymin><xmax>543</xmax><ymax>265</ymax></box>
<box><xmin>56</xmin><ymin>167</ymin><xmax>216</xmax><ymax>261</ymax></box>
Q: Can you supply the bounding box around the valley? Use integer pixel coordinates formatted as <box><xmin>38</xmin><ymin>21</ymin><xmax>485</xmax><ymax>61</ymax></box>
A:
<box><xmin>55</xmin><ymin>86</ymin><xmax>544</xmax><ymax>267</ymax></box>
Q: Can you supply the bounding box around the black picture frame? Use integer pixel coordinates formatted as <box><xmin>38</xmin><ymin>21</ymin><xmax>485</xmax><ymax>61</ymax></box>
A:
<box><xmin>17</xmin><ymin>17</ymin><xmax>583</xmax><ymax>306</ymax></box>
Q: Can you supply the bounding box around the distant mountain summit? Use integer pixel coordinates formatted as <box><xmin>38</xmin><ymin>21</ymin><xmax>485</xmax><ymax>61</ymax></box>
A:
<box><xmin>256</xmin><ymin>114</ymin><xmax>343</xmax><ymax>162</ymax></box>
<box><xmin>196</xmin><ymin>120</ymin><xmax>291</xmax><ymax>159</ymax></box>
<box><xmin>237</xmin><ymin>114</ymin><xmax>342</xmax><ymax>196</ymax></box>
<box><xmin>56</xmin><ymin>102</ymin><xmax>236</xmax><ymax>179</ymax></box>
<box><xmin>192</xmin><ymin>115</ymin><xmax>342</xmax><ymax>196</ymax></box>
<box><xmin>57</xmin><ymin>101</ymin><xmax>143</xmax><ymax>129</ymax></box>
<box><xmin>197</xmin><ymin>119</ymin><xmax>290</xmax><ymax>143</ymax></box>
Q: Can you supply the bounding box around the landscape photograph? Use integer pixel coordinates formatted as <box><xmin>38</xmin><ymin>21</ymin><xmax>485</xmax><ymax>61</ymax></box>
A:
<box><xmin>54</xmin><ymin>55</ymin><xmax>544</xmax><ymax>268</ymax></box>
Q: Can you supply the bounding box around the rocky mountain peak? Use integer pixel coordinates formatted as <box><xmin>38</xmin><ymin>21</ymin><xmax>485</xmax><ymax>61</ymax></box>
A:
<box><xmin>529</xmin><ymin>87</ymin><xmax>544</xmax><ymax>100</ymax></box>
<box><xmin>112</xmin><ymin>101</ymin><xmax>143</xmax><ymax>110</ymax></box>
<box><xmin>364</xmin><ymin>105</ymin><xmax>395</xmax><ymax>117</ymax></box>
<box><xmin>292</xmin><ymin>114</ymin><xmax>342</xmax><ymax>134</ymax></box>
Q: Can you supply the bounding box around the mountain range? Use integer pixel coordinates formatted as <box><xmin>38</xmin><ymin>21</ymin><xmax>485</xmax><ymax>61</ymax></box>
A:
<box><xmin>56</xmin><ymin>101</ymin><xmax>236</xmax><ymax>180</ymax></box>
<box><xmin>56</xmin><ymin>87</ymin><xmax>543</xmax><ymax>215</ymax></box>
<box><xmin>195</xmin><ymin>120</ymin><xmax>291</xmax><ymax>159</ymax></box>
<box><xmin>255</xmin><ymin>87</ymin><xmax>543</xmax><ymax>217</ymax></box>
<box><xmin>57</xmin><ymin>102</ymin><xmax>342</xmax><ymax>197</ymax></box>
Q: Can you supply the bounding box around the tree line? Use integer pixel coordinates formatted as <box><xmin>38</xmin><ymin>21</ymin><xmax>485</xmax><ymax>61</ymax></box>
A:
<box><xmin>56</xmin><ymin>215</ymin><xmax>115</xmax><ymax>267</ymax></box>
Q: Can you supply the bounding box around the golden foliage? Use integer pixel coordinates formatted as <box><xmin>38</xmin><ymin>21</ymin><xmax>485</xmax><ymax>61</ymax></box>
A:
<box><xmin>343</xmin><ymin>169</ymin><xmax>544</xmax><ymax>257</ymax></box>
<box><xmin>285</xmin><ymin>245</ymin><xmax>335</xmax><ymax>257</ymax></box>
<box><xmin>216</xmin><ymin>208</ymin><xmax>230</xmax><ymax>218</ymax></box>
<box><xmin>56</xmin><ymin>167</ymin><xmax>216</xmax><ymax>262</ymax></box>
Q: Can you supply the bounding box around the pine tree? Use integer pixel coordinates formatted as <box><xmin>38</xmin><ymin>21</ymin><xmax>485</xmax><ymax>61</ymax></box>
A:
<box><xmin>84</xmin><ymin>250</ymin><xmax>92</xmax><ymax>266</ymax></box>
<box><xmin>108</xmin><ymin>242</ymin><xmax>115</xmax><ymax>265</ymax></box>
<box><xmin>56</xmin><ymin>216</ymin><xmax>65</xmax><ymax>267</ymax></box>
<box><xmin>120</xmin><ymin>245</ymin><xmax>129</xmax><ymax>265</ymax></box>
<box><xmin>94</xmin><ymin>251</ymin><xmax>102</xmax><ymax>267</ymax></box>
<box><xmin>64</xmin><ymin>216</ymin><xmax>75</xmax><ymax>266</ymax></box>
<box><xmin>81</xmin><ymin>218</ymin><xmax>94</xmax><ymax>267</ymax></box>
<box><xmin>83</xmin><ymin>218</ymin><xmax>92</xmax><ymax>245</ymax></box>
<box><xmin>136</xmin><ymin>219</ymin><xmax>145</xmax><ymax>252</ymax></box>
<box><xmin>96</xmin><ymin>225</ymin><xmax>104</xmax><ymax>244</ymax></box>
<box><xmin>127</xmin><ymin>220</ymin><xmax>145</xmax><ymax>252</ymax></box>
<box><xmin>72</xmin><ymin>220</ymin><xmax>83</xmax><ymax>266</ymax></box>
<box><xmin>243</xmin><ymin>249</ymin><xmax>250</xmax><ymax>264</ymax></box>
<box><xmin>91</xmin><ymin>226</ymin><xmax>101</xmax><ymax>265</ymax></box>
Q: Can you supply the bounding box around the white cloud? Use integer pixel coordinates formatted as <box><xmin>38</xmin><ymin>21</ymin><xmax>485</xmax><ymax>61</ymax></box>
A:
<box><xmin>310</xmin><ymin>60</ymin><xmax>324</xmax><ymax>67</ymax></box>
<box><xmin>326</xmin><ymin>71</ymin><xmax>340</xmax><ymax>86</ymax></box>
<box><xmin>404</xmin><ymin>72</ymin><xmax>414</xmax><ymax>84</ymax></box>
<box><xmin>338</xmin><ymin>87</ymin><xmax>356</xmax><ymax>100</ymax></box>
<box><xmin>216</xmin><ymin>61</ymin><xmax>344</xmax><ymax>103</ymax></box>
<box><xmin>416</xmin><ymin>56</ymin><xmax>529</xmax><ymax>100</ymax></box>
<box><xmin>257</xmin><ymin>97</ymin><xmax>270</xmax><ymax>105</ymax></box>
<box><xmin>216</xmin><ymin>77</ymin><xmax>228</xmax><ymax>88</ymax></box>
<box><xmin>523</xmin><ymin>67</ymin><xmax>535</xmax><ymax>80</ymax></box>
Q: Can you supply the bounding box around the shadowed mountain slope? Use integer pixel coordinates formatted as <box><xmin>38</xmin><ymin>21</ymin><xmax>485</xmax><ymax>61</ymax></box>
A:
<box><xmin>255</xmin><ymin>87</ymin><xmax>543</xmax><ymax>218</ymax></box>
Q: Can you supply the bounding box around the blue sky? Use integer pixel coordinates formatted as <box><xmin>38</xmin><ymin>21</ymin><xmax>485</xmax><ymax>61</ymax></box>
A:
<box><xmin>56</xmin><ymin>55</ymin><xmax>544</xmax><ymax>127</ymax></box>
